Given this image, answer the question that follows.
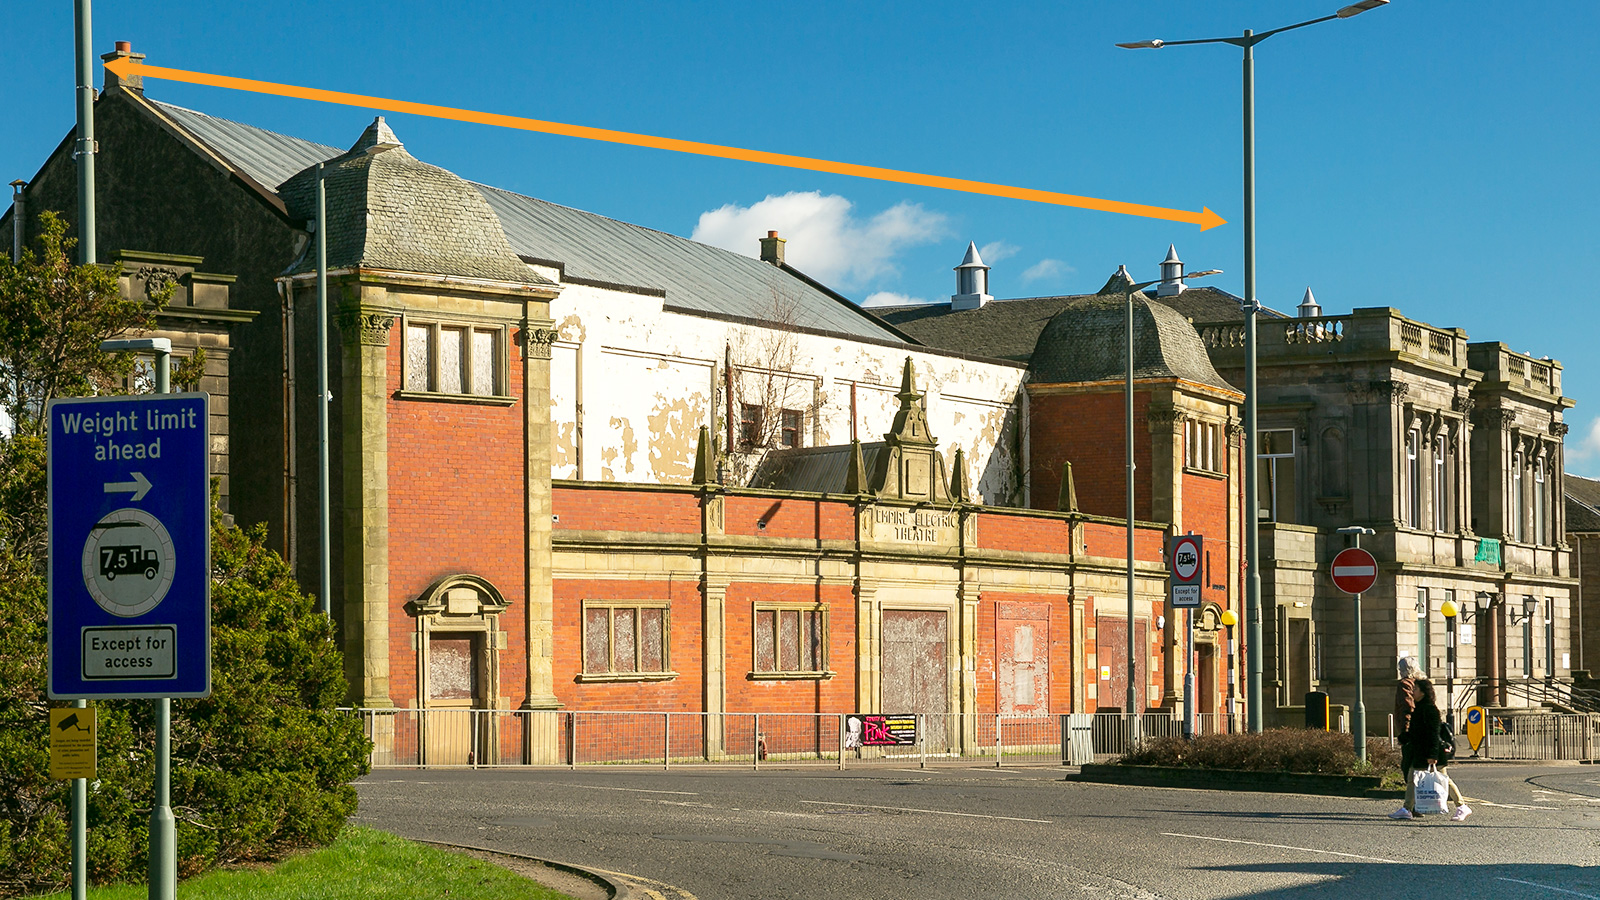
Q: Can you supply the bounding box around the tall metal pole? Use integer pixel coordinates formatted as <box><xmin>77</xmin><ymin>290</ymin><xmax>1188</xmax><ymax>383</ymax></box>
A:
<box><xmin>151</xmin><ymin>350</ymin><xmax>175</xmax><ymax>900</ymax></box>
<box><xmin>1349</xmin><ymin>530</ymin><xmax>1368</xmax><ymax>764</ymax></box>
<box><xmin>1241</xmin><ymin>33</ymin><xmax>1264</xmax><ymax>734</ymax></box>
<box><xmin>1125</xmin><ymin>287</ymin><xmax>1137</xmax><ymax>748</ymax></box>
<box><xmin>315</xmin><ymin>164</ymin><xmax>331</xmax><ymax>619</ymax></box>
<box><xmin>71</xmin><ymin>6</ymin><xmax>95</xmax><ymax>898</ymax></box>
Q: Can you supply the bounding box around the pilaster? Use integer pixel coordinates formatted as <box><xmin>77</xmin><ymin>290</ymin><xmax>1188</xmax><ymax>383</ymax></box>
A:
<box><xmin>520</xmin><ymin>316</ymin><xmax>561</xmax><ymax>709</ymax></box>
<box><xmin>336</xmin><ymin>299</ymin><xmax>395</xmax><ymax>707</ymax></box>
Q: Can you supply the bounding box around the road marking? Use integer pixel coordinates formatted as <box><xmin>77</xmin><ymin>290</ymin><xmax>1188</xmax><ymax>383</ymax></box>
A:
<box><xmin>798</xmin><ymin>800</ymin><xmax>1050</xmax><ymax>823</ymax></box>
<box><xmin>1495</xmin><ymin>877</ymin><xmax>1600</xmax><ymax>899</ymax></box>
<box><xmin>1159</xmin><ymin>833</ymin><xmax>1398</xmax><ymax>863</ymax></box>
<box><xmin>1476</xmin><ymin>800</ymin><xmax>1557</xmax><ymax>811</ymax></box>
<box><xmin>563</xmin><ymin>784</ymin><xmax>699</xmax><ymax>795</ymax></box>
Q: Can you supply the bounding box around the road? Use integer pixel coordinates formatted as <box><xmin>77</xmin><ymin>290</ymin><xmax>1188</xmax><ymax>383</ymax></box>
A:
<box><xmin>354</xmin><ymin>761</ymin><xmax>1600</xmax><ymax>899</ymax></box>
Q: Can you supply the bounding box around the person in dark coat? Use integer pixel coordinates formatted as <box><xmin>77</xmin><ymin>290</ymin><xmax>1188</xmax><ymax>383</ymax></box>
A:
<box><xmin>1390</xmin><ymin>678</ymin><xmax>1471</xmax><ymax>820</ymax></box>
<box><xmin>1390</xmin><ymin>657</ymin><xmax>1422</xmax><ymax>818</ymax></box>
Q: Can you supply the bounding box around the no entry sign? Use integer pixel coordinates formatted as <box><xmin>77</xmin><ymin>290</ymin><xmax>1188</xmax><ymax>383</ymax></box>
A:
<box><xmin>1330</xmin><ymin>547</ymin><xmax>1378</xmax><ymax>595</ymax></box>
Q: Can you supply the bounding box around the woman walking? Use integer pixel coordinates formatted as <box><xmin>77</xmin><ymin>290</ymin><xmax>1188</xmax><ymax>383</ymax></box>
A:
<box><xmin>1390</xmin><ymin>678</ymin><xmax>1471</xmax><ymax>821</ymax></box>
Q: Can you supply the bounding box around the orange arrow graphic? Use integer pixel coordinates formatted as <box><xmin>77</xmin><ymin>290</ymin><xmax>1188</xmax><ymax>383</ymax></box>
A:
<box><xmin>105</xmin><ymin>56</ymin><xmax>1226</xmax><ymax>230</ymax></box>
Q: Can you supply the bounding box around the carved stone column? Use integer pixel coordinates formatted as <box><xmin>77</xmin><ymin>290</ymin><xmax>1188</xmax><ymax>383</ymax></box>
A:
<box><xmin>336</xmin><ymin>301</ymin><xmax>396</xmax><ymax>707</ymax></box>
<box><xmin>520</xmin><ymin>318</ymin><xmax>560</xmax><ymax>710</ymax></box>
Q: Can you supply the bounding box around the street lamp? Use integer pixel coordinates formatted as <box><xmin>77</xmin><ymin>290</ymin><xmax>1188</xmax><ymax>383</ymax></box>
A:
<box><xmin>1440</xmin><ymin>591</ymin><xmax>1492</xmax><ymax>730</ymax></box>
<box><xmin>1119</xmin><ymin>0</ymin><xmax>1390</xmax><ymax>735</ymax></box>
<box><xmin>1337</xmin><ymin>525</ymin><xmax>1375</xmax><ymax>761</ymax></box>
<box><xmin>1120</xmin><ymin>267</ymin><xmax>1220</xmax><ymax>749</ymax></box>
<box><xmin>1221</xmin><ymin>608</ymin><xmax>1239</xmax><ymax>733</ymax></box>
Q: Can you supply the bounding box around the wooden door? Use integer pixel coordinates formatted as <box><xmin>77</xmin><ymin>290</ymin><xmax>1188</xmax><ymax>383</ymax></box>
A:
<box><xmin>997</xmin><ymin>603</ymin><xmax>1049</xmax><ymax>715</ymax></box>
<box><xmin>425</xmin><ymin>632</ymin><xmax>480</xmax><ymax>766</ymax></box>
<box><xmin>1096</xmin><ymin>615</ymin><xmax>1148</xmax><ymax>712</ymax></box>
<box><xmin>881</xmin><ymin>610</ymin><xmax>949</xmax><ymax>747</ymax></box>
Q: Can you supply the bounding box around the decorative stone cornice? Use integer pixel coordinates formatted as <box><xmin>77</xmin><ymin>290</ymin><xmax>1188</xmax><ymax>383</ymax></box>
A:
<box><xmin>1452</xmin><ymin>394</ymin><xmax>1475</xmax><ymax>414</ymax></box>
<box><xmin>1551</xmin><ymin>421</ymin><xmax>1570</xmax><ymax>438</ymax></box>
<box><xmin>517</xmin><ymin>324</ymin><xmax>558</xmax><ymax>360</ymax></box>
<box><xmin>336</xmin><ymin>308</ymin><xmax>396</xmax><ymax>346</ymax></box>
<box><xmin>1371</xmin><ymin>379</ymin><xmax>1409</xmax><ymax>400</ymax></box>
<box><xmin>1473</xmin><ymin>407</ymin><xmax>1516</xmax><ymax>430</ymax></box>
<box><xmin>1146</xmin><ymin>407</ymin><xmax>1181</xmax><ymax>430</ymax></box>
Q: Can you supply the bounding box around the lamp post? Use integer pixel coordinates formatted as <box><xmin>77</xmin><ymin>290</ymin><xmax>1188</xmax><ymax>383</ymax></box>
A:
<box><xmin>1221</xmin><ymin>608</ymin><xmax>1238</xmax><ymax>733</ymax></box>
<box><xmin>100</xmin><ymin>338</ymin><xmax>173</xmax><ymax>900</ymax></box>
<box><xmin>1119</xmin><ymin>0</ymin><xmax>1390</xmax><ymax>734</ymax></box>
<box><xmin>1120</xmin><ymin>268</ymin><xmax>1220</xmax><ymax>748</ymax></box>
<box><xmin>312</xmin><ymin>138</ymin><xmax>398</xmax><ymax>621</ymax></box>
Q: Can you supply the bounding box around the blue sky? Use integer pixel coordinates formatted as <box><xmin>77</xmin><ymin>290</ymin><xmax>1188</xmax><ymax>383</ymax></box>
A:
<box><xmin>7</xmin><ymin>1</ymin><xmax>1599</xmax><ymax>475</ymax></box>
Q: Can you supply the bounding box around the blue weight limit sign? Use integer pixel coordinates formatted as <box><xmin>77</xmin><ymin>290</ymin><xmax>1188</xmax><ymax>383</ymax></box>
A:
<box><xmin>48</xmin><ymin>394</ymin><xmax>211</xmax><ymax>699</ymax></box>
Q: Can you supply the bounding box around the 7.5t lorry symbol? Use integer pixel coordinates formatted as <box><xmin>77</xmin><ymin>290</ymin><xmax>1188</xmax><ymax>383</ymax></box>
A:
<box><xmin>100</xmin><ymin>545</ymin><xmax>159</xmax><ymax>581</ymax></box>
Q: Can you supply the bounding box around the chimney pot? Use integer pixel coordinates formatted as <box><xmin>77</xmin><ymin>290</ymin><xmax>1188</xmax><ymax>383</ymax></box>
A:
<box><xmin>101</xmin><ymin>41</ymin><xmax>147</xmax><ymax>93</ymax></box>
<box><xmin>759</xmin><ymin>231</ymin><xmax>786</xmax><ymax>266</ymax></box>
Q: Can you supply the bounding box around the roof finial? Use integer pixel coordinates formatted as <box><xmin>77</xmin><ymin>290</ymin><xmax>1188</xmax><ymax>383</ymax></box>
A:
<box><xmin>1156</xmin><ymin>244</ymin><xmax>1186</xmax><ymax>297</ymax></box>
<box><xmin>1297</xmin><ymin>287</ymin><xmax>1321</xmax><ymax>318</ymax></box>
<box><xmin>951</xmin><ymin>241</ymin><xmax>993</xmax><ymax>310</ymax></box>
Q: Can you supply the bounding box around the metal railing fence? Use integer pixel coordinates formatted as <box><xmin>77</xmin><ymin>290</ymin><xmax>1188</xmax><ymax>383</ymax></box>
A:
<box><xmin>351</xmin><ymin>709</ymin><xmax>1103</xmax><ymax>769</ymax></box>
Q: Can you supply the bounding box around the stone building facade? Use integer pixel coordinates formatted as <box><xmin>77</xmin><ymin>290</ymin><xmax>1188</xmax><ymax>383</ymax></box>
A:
<box><xmin>1</xmin><ymin>46</ymin><xmax>1223</xmax><ymax>752</ymax></box>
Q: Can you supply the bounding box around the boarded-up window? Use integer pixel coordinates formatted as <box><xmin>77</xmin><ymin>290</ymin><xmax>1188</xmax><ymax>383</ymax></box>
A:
<box><xmin>403</xmin><ymin>321</ymin><xmax>505</xmax><ymax>396</ymax></box>
<box><xmin>753</xmin><ymin>606</ymin><xmax>826</xmax><ymax>674</ymax></box>
<box><xmin>428</xmin><ymin>633</ymin><xmax>477</xmax><ymax>701</ymax></box>
<box><xmin>998</xmin><ymin>602</ymin><xmax>1049</xmax><ymax>714</ymax></box>
<box><xmin>471</xmin><ymin>329</ymin><xmax>496</xmax><ymax>396</ymax></box>
<box><xmin>581</xmin><ymin>602</ymin><xmax>670</xmax><ymax>675</ymax></box>
<box><xmin>406</xmin><ymin>325</ymin><xmax>430</xmax><ymax>391</ymax></box>
<box><xmin>439</xmin><ymin>327</ymin><xmax>464</xmax><ymax>394</ymax></box>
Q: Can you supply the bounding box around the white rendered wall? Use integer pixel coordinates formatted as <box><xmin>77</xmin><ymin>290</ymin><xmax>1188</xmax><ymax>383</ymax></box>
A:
<box><xmin>543</xmin><ymin>277</ymin><xmax>1027</xmax><ymax>505</ymax></box>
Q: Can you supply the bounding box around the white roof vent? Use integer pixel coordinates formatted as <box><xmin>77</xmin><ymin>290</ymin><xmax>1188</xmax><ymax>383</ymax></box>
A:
<box><xmin>951</xmin><ymin>241</ymin><xmax>993</xmax><ymax>310</ymax></box>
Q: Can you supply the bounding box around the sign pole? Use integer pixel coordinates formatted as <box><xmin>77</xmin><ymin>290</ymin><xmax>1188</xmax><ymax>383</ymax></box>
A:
<box><xmin>150</xmin><ymin>351</ymin><xmax>175</xmax><ymax>900</ymax></box>
<box><xmin>1333</xmin><ymin>528</ymin><xmax>1376</xmax><ymax>764</ymax></box>
<box><xmin>72</xmin><ymin>2</ymin><xmax>95</xmax><ymax>897</ymax></box>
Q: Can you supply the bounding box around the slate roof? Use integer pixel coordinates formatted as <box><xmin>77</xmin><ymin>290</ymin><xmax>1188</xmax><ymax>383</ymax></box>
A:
<box><xmin>876</xmin><ymin>278</ymin><xmax>1285</xmax><ymax>368</ymax></box>
<box><xmin>1029</xmin><ymin>294</ymin><xmax>1236</xmax><ymax>391</ymax></box>
<box><xmin>277</xmin><ymin>119</ymin><xmax>547</xmax><ymax>284</ymax></box>
<box><xmin>476</xmin><ymin>184</ymin><xmax>907</xmax><ymax>341</ymax></box>
<box><xmin>150</xmin><ymin>100</ymin><xmax>908</xmax><ymax>342</ymax></box>
<box><xmin>1568</xmin><ymin>474</ymin><xmax>1600</xmax><ymax>533</ymax></box>
<box><xmin>749</xmin><ymin>443</ymin><xmax>885</xmax><ymax>494</ymax></box>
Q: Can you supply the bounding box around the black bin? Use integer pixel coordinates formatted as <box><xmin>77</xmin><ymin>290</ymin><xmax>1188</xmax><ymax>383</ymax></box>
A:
<box><xmin>1305</xmin><ymin>691</ymin><xmax>1330</xmax><ymax>731</ymax></box>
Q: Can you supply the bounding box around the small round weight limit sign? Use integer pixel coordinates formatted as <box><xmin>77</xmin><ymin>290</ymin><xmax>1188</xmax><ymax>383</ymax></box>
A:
<box><xmin>80</xmin><ymin>508</ymin><xmax>176</xmax><ymax>617</ymax></box>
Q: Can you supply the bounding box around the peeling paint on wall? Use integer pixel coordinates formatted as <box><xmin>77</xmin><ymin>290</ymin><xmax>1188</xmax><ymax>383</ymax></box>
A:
<box><xmin>648</xmin><ymin>393</ymin><xmax>707</xmax><ymax>484</ymax></box>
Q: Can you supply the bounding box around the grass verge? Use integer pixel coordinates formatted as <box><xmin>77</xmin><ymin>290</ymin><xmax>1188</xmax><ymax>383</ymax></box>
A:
<box><xmin>31</xmin><ymin>826</ymin><xmax>572</xmax><ymax>900</ymax></box>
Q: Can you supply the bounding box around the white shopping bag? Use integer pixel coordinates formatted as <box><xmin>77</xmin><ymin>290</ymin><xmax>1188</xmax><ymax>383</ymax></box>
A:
<box><xmin>1413</xmin><ymin>764</ymin><xmax>1449</xmax><ymax>816</ymax></box>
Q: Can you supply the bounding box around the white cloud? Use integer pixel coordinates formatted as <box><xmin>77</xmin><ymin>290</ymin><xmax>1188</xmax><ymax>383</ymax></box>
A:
<box><xmin>861</xmin><ymin>291</ymin><xmax>935</xmax><ymax>308</ymax></box>
<box><xmin>979</xmin><ymin>241</ymin><xmax>1020</xmax><ymax>264</ymax></box>
<box><xmin>691</xmin><ymin>191</ymin><xmax>948</xmax><ymax>289</ymax></box>
<box><xmin>1570</xmin><ymin>417</ymin><xmax>1600</xmax><ymax>477</ymax></box>
<box><xmin>1022</xmin><ymin>258</ymin><xmax>1074</xmax><ymax>283</ymax></box>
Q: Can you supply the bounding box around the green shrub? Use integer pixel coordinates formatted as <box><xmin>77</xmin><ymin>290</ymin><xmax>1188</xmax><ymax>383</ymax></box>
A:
<box><xmin>1117</xmin><ymin>728</ymin><xmax>1402</xmax><ymax>776</ymax></box>
<box><xmin>0</xmin><ymin>500</ymin><xmax>370</xmax><ymax>896</ymax></box>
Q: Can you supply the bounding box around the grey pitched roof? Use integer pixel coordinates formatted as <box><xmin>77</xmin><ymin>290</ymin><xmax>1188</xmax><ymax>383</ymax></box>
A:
<box><xmin>475</xmin><ymin>184</ymin><xmax>907</xmax><ymax>341</ymax></box>
<box><xmin>153</xmin><ymin>100</ymin><xmax>339</xmax><ymax>190</ymax></box>
<box><xmin>750</xmin><ymin>443</ymin><xmax>885</xmax><ymax>493</ymax></box>
<box><xmin>1568</xmin><ymin>474</ymin><xmax>1600</xmax><ymax>533</ymax></box>
<box><xmin>277</xmin><ymin>119</ymin><xmax>547</xmax><ymax>284</ymax></box>
<box><xmin>151</xmin><ymin>100</ymin><xmax>910</xmax><ymax>343</ymax></box>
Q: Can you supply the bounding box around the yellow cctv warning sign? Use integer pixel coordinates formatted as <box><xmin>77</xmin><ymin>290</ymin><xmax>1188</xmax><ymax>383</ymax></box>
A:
<box><xmin>50</xmin><ymin>707</ymin><xmax>97</xmax><ymax>780</ymax></box>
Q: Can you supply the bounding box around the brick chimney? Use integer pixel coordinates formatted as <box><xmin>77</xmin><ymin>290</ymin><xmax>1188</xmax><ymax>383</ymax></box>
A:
<box><xmin>758</xmin><ymin>230</ymin><xmax>785</xmax><ymax>266</ymax></box>
<box><xmin>100</xmin><ymin>41</ymin><xmax>146</xmax><ymax>93</ymax></box>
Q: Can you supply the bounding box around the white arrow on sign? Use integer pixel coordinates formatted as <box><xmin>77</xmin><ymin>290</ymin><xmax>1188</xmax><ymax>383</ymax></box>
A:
<box><xmin>104</xmin><ymin>472</ymin><xmax>153</xmax><ymax>502</ymax></box>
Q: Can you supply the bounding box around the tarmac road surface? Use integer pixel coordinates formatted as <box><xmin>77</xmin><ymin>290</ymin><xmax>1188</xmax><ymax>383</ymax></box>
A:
<box><xmin>354</xmin><ymin>761</ymin><xmax>1600</xmax><ymax>899</ymax></box>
